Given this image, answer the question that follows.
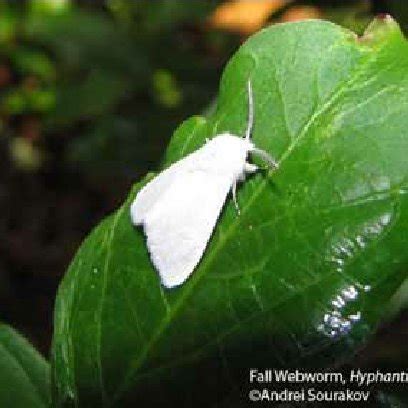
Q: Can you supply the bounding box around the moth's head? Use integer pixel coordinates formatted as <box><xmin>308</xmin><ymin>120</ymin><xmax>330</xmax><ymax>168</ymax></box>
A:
<box><xmin>208</xmin><ymin>133</ymin><xmax>253</xmax><ymax>155</ymax></box>
<box><xmin>204</xmin><ymin>133</ymin><xmax>252</xmax><ymax>177</ymax></box>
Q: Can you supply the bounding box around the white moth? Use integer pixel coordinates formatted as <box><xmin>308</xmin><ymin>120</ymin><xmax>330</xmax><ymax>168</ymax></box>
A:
<box><xmin>130</xmin><ymin>80</ymin><xmax>278</xmax><ymax>288</ymax></box>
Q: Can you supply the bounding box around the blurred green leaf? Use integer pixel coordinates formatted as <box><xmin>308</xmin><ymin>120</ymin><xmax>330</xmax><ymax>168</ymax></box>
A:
<box><xmin>2</xmin><ymin>89</ymin><xmax>27</xmax><ymax>114</ymax></box>
<box><xmin>153</xmin><ymin>69</ymin><xmax>182</xmax><ymax>108</ymax></box>
<box><xmin>12</xmin><ymin>48</ymin><xmax>55</xmax><ymax>80</ymax></box>
<box><xmin>0</xmin><ymin>4</ymin><xmax>17</xmax><ymax>44</ymax></box>
<box><xmin>323</xmin><ymin>2</ymin><xmax>372</xmax><ymax>35</ymax></box>
<box><xmin>52</xmin><ymin>17</ymin><xmax>408</xmax><ymax>407</ymax></box>
<box><xmin>23</xmin><ymin>8</ymin><xmax>150</xmax><ymax>127</ymax></box>
<box><xmin>131</xmin><ymin>0</ymin><xmax>218</xmax><ymax>33</ymax></box>
<box><xmin>25</xmin><ymin>9</ymin><xmax>147</xmax><ymax>77</ymax></box>
<box><xmin>30</xmin><ymin>0</ymin><xmax>71</xmax><ymax>14</ymax></box>
<box><xmin>0</xmin><ymin>324</ymin><xmax>49</xmax><ymax>408</ymax></box>
<box><xmin>28</xmin><ymin>88</ymin><xmax>56</xmax><ymax>112</ymax></box>
<box><xmin>49</xmin><ymin>70</ymin><xmax>125</xmax><ymax>125</ymax></box>
<box><xmin>67</xmin><ymin>115</ymin><xmax>148</xmax><ymax>176</ymax></box>
<box><xmin>2</xmin><ymin>86</ymin><xmax>55</xmax><ymax>115</ymax></box>
<box><xmin>2</xmin><ymin>0</ymin><xmax>229</xmax><ymax>179</ymax></box>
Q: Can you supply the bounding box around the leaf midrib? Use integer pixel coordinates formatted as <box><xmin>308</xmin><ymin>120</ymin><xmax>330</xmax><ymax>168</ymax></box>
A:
<box><xmin>112</xmin><ymin>37</ymin><xmax>391</xmax><ymax>402</ymax></box>
<box><xmin>120</xmin><ymin>226</ymin><xmax>401</xmax><ymax>386</ymax></box>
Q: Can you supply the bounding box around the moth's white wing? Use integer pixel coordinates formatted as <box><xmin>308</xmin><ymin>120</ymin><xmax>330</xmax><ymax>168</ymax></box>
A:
<box><xmin>143</xmin><ymin>170</ymin><xmax>233</xmax><ymax>288</ymax></box>
<box><xmin>131</xmin><ymin>155</ymin><xmax>197</xmax><ymax>225</ymax></box>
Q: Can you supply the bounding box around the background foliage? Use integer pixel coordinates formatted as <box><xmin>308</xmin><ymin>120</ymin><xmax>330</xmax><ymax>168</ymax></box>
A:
<box><xmin>0</xmin><ymin>0</ymin><xmax>407</xmax><ymax>406</ymax></box>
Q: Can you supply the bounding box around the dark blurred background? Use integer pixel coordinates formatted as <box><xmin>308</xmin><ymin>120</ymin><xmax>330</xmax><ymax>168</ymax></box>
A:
<box><xmin>0</xmin><ymin>0</ymin><xmax>406</xmax><ymax>392</ymax></box>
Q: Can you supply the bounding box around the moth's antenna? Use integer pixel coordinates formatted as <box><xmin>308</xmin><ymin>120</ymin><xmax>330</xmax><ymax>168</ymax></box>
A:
<box><xmin>251</xmin><ymin>147</ymin><xmax>279</xmax><ymax>169</ymax></box>
<box><xmin>245</xmin><ymin>79</ymin><xmax>254</xmax><ymax>141</ymax></box>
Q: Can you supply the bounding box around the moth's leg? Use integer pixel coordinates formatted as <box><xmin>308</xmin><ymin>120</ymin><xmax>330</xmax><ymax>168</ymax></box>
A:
<box><xmin>232</xmin><ymin>181</ymin><xmax>240</xmax><ymax>215</ymax></box>
<box><xmin>245</xmin><ymin>162</ymin><xmax>258</xmax><ymax>174</ymax></box>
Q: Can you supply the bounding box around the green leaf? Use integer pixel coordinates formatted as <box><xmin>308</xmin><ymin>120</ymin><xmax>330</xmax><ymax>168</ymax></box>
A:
<box><xmin>384</xmin><ymin>277</ymin><xmax>408</xmax><ymax>319</ymax></box>
<box><xmin>49</xmin><ymin>70</ymin><xmax>126</xmax><ymax>125</ymax></box>
<box><xmin>0</xmin><ymin>324</ymin><xmax>50</xmax><ymax>408</ymax></box>
<box><xmin>52</xmin><ymin>18</ymin><xmax>408</xmax><ymax>407</ymax></box>
<box><xmin>12</xmin><ymin>47</ymin><xmax>56</xmax><ymax>80</ymax></box>
<box><xmin>25</xmin><ymin>9</ymin><xmax>146</xmax><ymax>77</ymax></box>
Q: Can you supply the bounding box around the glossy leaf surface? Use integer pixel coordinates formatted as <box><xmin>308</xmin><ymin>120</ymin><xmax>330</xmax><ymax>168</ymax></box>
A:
<box><xmin>52</xmin><ymin>18</ymin><xmax>408</xmax><ymax>407</ymax></box>
<box><xmin>0</xmin><ymin>324</ymin><xmax>50</xmax><ymax>408</ymax></box>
